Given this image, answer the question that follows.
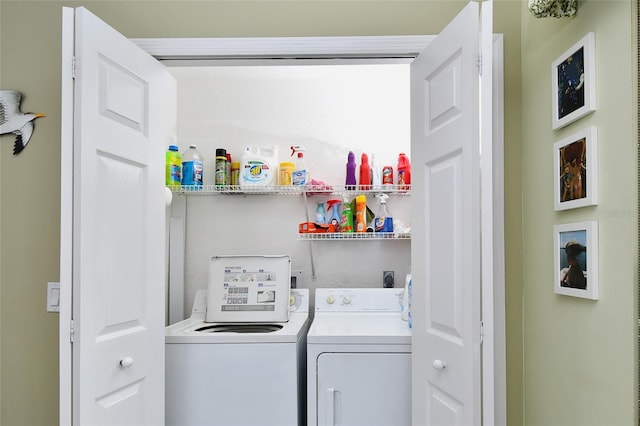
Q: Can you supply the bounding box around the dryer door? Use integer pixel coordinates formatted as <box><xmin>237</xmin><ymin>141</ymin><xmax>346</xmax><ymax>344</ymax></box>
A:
<box><xmin>317</xmin><ymin>352</ymin><xmax>411</xmax><ymax>426</ymax></box>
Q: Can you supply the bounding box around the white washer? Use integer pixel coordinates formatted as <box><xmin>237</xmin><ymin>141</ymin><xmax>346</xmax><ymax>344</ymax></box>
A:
<box><xmin>166</xmin><ymin>280</ymin><xmax>310</xmax><ymax>426</ymax></box>
<box><xmin>307</xmin><ymin>288</ymin><xmax>412</xmax><ymax>426</ymax></box>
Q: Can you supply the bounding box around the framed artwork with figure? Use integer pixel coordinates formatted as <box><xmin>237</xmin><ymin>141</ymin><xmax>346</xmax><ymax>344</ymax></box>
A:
<box><xmin>553</xmin><ymin>126</ymin><xmax>597</xmax><ymax>211</ymax></box>
<box><xmin>551</xmin><ymin>32</ymin><xmax>596</xmax><ymax>130</ymax></box>
<box><xmin>554</xmin><ymin>221</ymin><xmax>598</xmax><ymax>300</ymax></box>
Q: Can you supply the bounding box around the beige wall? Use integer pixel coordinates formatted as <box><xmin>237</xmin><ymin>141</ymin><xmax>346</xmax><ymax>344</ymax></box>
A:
<box><xmin>0</xmin><ymin>1</ymin><xmax>524</xmax><ymax>425</ymax></box>
<box><xmin>521</xmin><ymin>0</ymin><xmax>638</xmax><ymax>424</ymax></box>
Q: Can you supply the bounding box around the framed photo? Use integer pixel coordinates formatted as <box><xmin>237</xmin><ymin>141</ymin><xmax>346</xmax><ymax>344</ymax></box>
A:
<box><xmin>551</xmin><ymin>32</ymin><xmax>596</xmax><ymax>130</ymax></box>
<box><xmin>554</xmin><ymin>221</ymin><xmax>598</xmax><ymax>300</ymax></box>
<box><xmin>553</xmin><ymin>126</ymin><xmax>597</xmax><ymax>210</ymax></box>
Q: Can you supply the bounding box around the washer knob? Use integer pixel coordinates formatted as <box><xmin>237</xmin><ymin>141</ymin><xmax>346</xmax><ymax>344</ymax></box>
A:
<box><xmin>342</xmin><ymin>296</ymin><xmax>352</xmax><ymax>304</ymax></box>
<box><xmin>289</xmin><ymin>295</ymin><xmax>296</xmax><ymax>306</ymax></box>
<box><xmin>327</xmin><ymin>295</ymin><xmax>336</xmax><ymax>304</ymax></box>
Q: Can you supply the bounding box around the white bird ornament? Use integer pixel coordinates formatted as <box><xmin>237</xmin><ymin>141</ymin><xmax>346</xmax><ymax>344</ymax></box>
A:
<box><xmin>0</xmin><ymin>90</ymin><xmax>45</xmax><ymax>155</ymax></box>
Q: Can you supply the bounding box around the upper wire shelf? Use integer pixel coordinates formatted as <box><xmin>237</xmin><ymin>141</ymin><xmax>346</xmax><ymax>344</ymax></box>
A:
<box><xmin>168</xmin><ymin>184</ymin><xmax>412</xmax><ymax>196</ymax></box>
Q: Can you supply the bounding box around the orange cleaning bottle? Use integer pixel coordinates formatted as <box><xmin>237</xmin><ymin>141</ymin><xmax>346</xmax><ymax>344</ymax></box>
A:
<box><xmin>355</xmin><ymin>194</ymin><xmax>367</xmax><ymax>232</ymax></box>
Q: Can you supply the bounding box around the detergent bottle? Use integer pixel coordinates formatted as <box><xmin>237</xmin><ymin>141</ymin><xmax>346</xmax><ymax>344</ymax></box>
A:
<box><xmin>345</xmin><ymin>151</ymin><xmax>357</xmax><ymax>190</ymax></box>
<box><xmin>240</xmin><ymin>146</ymin><xmax>278</xmax><ymax>188</ymax></box>
<box><xmin>397</xmin><ymin>153</ymin><xmax>411</xmax><ymax>191</ymax></box>
<box><xmin>340</xmin><ymin>196</ymin><xmax>354</xmax><ymax>233</ymax></box>
<box><xmin>181</xmin><ymin>145</ymin><xmax>203</xmax><ymax>189</ymax></box>
<box><xmin>291</xmin><ymin>146</ymin><xmax>309</xmax><ymax>186</ymax></box>
<box><xmin>326</xmin><ymin>199</ymin><xmax>342</xmax><ymax>232</ymax></box>
<box><xmin>374</xmin><ymin>193</ymin><xmax>394</xmax><ymax>233</ymax></box>
<box><xmin>359</xmin><ymin>152</ymin><xmax>372</xmax><ymax>190</ymax></box>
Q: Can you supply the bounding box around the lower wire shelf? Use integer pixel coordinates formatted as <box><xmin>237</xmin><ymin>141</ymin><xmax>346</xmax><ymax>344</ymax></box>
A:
<box><xmin>298</xmin><ymin>232</ymin><xmax>410</xmax><ymax>241</ymax></box>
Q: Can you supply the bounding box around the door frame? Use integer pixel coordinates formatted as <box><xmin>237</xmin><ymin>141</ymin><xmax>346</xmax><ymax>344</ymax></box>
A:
<box><xmin>137</xmin><ymin>35</ymin><xmax>505</xmax><ymax>425</ymax></box>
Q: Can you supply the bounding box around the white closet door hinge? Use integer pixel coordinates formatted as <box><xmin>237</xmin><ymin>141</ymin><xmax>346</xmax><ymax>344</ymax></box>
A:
<box><xmin>478</xmin><ymin>55</ymin><xmax>482</xmax><ymax>77</ymax></box>
<box><xmin>70</xmin><ymin>320</ymin><xmax>75</xmax><ymax>343</ymax></box>
<box><xmin>72</xmin><ymin>56</ymin><xmax>76</xmax><ymax>79</ymax></box>
<box><xmin>480</xmin><ymin>320</ymin><xmax>484</xmax><ymax>344</ymax></box>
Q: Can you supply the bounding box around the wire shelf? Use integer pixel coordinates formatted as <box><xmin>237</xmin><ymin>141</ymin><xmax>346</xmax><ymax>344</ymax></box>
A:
<box><xmin>298</xmin><ymin>232</ymin><xmax>411</xmax><ymax>241</ymax></box>
<box><xmin>168</xmin><ymin>184</ymin><xmax>411</xmax><ymax>196</ymax></box>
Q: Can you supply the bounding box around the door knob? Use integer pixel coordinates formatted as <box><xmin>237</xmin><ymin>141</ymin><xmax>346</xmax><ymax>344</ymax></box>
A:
<box><xmin>119</xmin><ymin>357</ymin><xmax>134</xmax><ymax>368</ymax></box>
<box><xmin>432</xmin><ymin>359</ymin><xmax>446</xmax><ymax>370</ymax></box>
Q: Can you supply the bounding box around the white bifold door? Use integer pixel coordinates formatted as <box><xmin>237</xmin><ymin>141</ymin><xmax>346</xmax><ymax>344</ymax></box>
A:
<box><xmin>60</xmin><ymin>7</ymin><xmax>176</xmax><ymax>425</ymax></box>
<box><xmin>410</xmin><ymin>1</ymin><xmax>499</xmax><ymax>425</ymax></box>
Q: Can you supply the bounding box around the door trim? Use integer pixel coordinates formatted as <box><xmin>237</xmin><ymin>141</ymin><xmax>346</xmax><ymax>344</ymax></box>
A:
<box><xmin>132</xmin><ymin>36</ymin><xmax>435</xmax><ymax>61</ymax></box>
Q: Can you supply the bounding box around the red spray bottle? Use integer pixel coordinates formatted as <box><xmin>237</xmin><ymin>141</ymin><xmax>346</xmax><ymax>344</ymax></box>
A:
<box><xmin>359</xmin><ymin>152</ymin><xmax>371</xmax><ymax>190</ymax></box>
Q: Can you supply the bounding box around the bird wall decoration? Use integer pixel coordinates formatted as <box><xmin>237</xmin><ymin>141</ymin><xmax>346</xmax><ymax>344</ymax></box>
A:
<box><xmin>0</xmin><ymin>90</ymin><xmax>45</xmax><ymax>155</ymax></box>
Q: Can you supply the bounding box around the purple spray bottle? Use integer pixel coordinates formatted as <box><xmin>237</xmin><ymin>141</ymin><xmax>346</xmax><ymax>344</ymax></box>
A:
<box><xmin>345</xmin><ymin>151</ymin><xmax>357</xmax><ymax>190</ymax></box>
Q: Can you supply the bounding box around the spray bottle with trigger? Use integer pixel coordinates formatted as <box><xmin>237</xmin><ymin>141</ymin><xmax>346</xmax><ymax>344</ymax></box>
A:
<box><xmin>326</xmin><ymin>199</ymin><xmax>342</xmax><ymax>232</ymax></box>
<box><xmin>290</xmin><ymin>146</ymin><xmax>309</xmax><ymax>186</ymax></box>
<box><xmin>374</xmin><ymin>193</ymin><xmax>394</xmax><ymax>233</ymax></box>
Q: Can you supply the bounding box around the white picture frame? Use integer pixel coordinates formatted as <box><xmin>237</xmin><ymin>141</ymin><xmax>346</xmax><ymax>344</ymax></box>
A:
<box><xmin>551</xmin><ymin>32</ymin><xmax>596</xmax><ymax>130</ymax></box>
<box><xmin>553</xmin><ymin>126</ymin><xmax>598</xmax><ymax>211</ymax></box>
<box><xmin>554</xmin><ymin>221</ymin><xmax>598</xmax><ymax>300</ymax></box>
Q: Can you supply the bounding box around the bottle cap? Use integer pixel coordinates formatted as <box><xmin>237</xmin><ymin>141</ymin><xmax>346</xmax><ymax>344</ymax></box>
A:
<box><xmin>216</xmin><ymin>148</ymin><xmax>226</xmax><ymax>157</ymax></box>
<box><xmin>169</xmin><ymin>145</ymin><xmax>179</xmax><ymax>151</ymax></box>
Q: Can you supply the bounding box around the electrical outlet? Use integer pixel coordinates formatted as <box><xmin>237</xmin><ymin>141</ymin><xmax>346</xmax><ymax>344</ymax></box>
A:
<box><xmin>291</xmin><ymin>270</ymin><xmax>303</xmax><ymax>288</ymax></box>
<box><xmin>383</xmin><ymin>271</ymin><xmax>394</xmax><ymax>288</ymax></box>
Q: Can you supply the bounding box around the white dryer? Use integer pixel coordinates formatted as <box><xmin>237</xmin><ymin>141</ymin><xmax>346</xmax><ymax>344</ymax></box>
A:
<box><xmin>166</xmin><ymin>255</ymin><xmax>310</xmax><ymax>426</ymax></box>
<box><xmin>307</xmin><ymin>288</ymin><xmax>412</xmax><ymax>426</ymax></box>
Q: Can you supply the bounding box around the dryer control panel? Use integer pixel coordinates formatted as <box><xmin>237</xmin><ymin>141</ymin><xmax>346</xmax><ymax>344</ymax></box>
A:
<box><xmin>314</xmin><ymin>288</ymin><xmax>404</xmax><ymax>312</ymax></box>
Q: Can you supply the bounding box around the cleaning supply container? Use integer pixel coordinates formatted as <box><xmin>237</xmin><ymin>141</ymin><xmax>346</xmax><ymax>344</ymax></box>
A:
<box><xmin>340</xmin><ymin>196</ymin><xmax>354</xmax><ymax>233</ymax></box>
<box><xmin>279</xmin><ymin>162</ymin><xmax>295</xmax><ymax>186</ymax></box>
<box><xmin>239</xmin><ymin>146</ymin><xmax>278</xmax><ymax>188</ymax></box>
<box><xmin>166</xmin><ymin>145</ymin><xmax>182</xmax><ymax>187</ymax></box>
<box><xmin>215</xmin><ymin>148</ymin><xmax>227</xmax><ymax>186</ymax></box>
<box><xmin>374</xmin><ymin>193</ymin><xmax>394</xmax><ymax>233</ymax></box>
<box><xmin>359</xmin><ymin>152</ymin><xmax>372</xmax><ymax>190</ymax></box>
<box><xmin>397</xmin><ymin>153</ymin><xmax>411</xmax><ymax>190</ymax></box>
<box><xmin>181</xmin><ymin>145</ymin><xmax>203</xmax><ymax>189</ymax></box>
<box><xmin>345</xmin><ymin>151</ymin><xmax>357</xmax><ymax>190</ymax></box>
<box><xmin>355</xmin><ymin>194</ymin><xmax>367</xmax><ymax>233</ymax></box>
<box><xmin>291</xmin><ymin>146</ymin><xmax>309</xmax><ymax>186</ymax></box>
<box><xmin>326</xmin><ymin>199</ymin><xmax>342</xmax><ymax>232</ymax></box>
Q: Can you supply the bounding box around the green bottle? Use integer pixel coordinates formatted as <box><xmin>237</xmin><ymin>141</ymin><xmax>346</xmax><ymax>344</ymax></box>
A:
<box><xmin>340</xmin><ymin>197</ymin><xmax>354</xmax><ymax>233</ymax></box>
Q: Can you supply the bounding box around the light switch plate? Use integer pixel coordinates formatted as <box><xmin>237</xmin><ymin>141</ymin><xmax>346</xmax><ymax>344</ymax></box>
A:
<box><xmin>47</xmin><ymin>281</ymin><xmax>60</xmax><ymax>313</ymax></box>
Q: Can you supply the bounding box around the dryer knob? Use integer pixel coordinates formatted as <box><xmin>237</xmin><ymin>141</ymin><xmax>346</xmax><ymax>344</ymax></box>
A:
<box><xmin>289</xmin><ymin>295</ymin><xmax>296</xmax><ymax>306</ymax></box>
<box><xmin>327</xmin><ymin>295</ymin><xmax>336</xmax><ymax>304</ymax></box>
<box><xmin>342</xmin><ymin>296</ymin><xmax>352</xmax><ymax>305</ymax></box>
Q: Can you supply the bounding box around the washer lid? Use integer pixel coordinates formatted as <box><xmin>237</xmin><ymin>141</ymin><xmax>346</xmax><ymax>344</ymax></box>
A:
<box><xmin>206</xmin><ymin>255</ymin><xmax>291</xmax><ymax>323</ymax></box>
<box><xmin>165</xmin><ymin>312</ymin><xmax>310</xmax><ymax>343</ymax></box>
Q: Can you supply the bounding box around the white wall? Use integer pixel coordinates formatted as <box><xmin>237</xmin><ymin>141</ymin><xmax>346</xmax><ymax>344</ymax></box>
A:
<box><xmin>169</xmin><ymin>64</ymin><xmax>412</xmax><ymax>315</ymax></box>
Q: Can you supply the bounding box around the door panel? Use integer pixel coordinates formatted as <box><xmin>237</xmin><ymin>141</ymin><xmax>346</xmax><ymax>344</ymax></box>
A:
<box><xmin>410</xmin><ymin>1</ymin><xmax>486</xmax><ymax>424</ymax></box>
<box><xmin>317</xmin><ymin>352</ymin><xmax>411</xmax><ymax>426</ymax></box>
<box><xmin>70</xmin><ymin>7</ymin><xmax>176</xmax><ymax>425</ymax></box>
